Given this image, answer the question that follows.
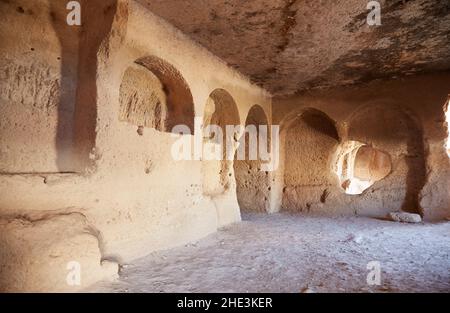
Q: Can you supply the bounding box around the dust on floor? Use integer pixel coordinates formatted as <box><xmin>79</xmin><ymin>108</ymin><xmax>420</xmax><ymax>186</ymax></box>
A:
<box><xmin>87</xmin><ymin>213</ymin><xmax>450</xmax><ymax>293</ymax></box>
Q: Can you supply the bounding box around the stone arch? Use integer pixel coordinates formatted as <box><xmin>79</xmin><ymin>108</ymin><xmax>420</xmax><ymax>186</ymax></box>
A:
<box><xmin>281</xmin><ymin>108</ymin><xmax>340</xmax><ymax>212</ymax></box>
<box><xmin>346</xmin><ymin>103</ymin><xmax>426</xmax><ymax>215</ymax></box>
<box><xmin>280</xmin><ymin>107</ymin><xmax>340</xmax><ymax>139</ymax></box>
<box><xmin>202</xmin><ymin>88</ymin><xmax>240</xmax><ymax>196</ymax></box>
<box><xmin>234</xmin><ymin>105</ymin><xmax>271</xmax><ymax>213</ymax></box>
<box><xmin>118</xmin><ymin>56</ymin><xmax>195</xmax><ymax>133</ymax></box>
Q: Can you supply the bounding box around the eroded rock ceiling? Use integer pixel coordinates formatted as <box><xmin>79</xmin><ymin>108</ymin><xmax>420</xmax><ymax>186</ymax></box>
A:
<box><xmin>142</xmin><ymin>0</ymin><xmax>450</xmax><ymax>96</ymax></box>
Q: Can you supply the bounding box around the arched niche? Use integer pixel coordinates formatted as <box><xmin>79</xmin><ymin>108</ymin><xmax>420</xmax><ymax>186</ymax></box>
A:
<box><xmin>118</xmin><ymin>56</ymin><xmax>195</xmax><ymax>133</ymax></box>
<box><xmin>347</xmin><ymin>104</ymin><xmax>426</xmax><ymax>215</ymax></box>
<box><xmin>233</xmin><ymin>105</ymin><xmax>271</xmax><ymax>213</ymax></box>
<box><xmin>281</xmin><ymin>108</ymin><xmax>340</xmax><ymax>212</ymax></box>
<box><xmin>202</xmin><ymin>89</ymin><xmax>240</xmax><ymax>196</ymax></box>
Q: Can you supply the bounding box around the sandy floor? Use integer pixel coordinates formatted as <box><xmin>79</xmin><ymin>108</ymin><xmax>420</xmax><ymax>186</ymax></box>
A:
<box><xmin>88</xmin><ymin>213</ymin><xmax>450</xmax><ymax>293</ymax></box>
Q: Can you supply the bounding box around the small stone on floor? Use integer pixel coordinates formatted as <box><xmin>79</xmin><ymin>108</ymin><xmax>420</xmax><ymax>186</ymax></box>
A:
<box><xmin>388</xmin><ymin>212</ymin><xmax>422</xmax><ymax>223</ymax></box>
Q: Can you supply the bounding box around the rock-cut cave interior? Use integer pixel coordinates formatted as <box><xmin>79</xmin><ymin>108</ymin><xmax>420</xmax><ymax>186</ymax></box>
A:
<box><xmin>0</xmin><ymin>0</ymin><xmax>449</xmax><ymax>293</ymax></box>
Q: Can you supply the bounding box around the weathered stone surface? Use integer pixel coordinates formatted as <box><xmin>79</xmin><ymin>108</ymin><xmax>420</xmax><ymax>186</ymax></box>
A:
<box><xmin>0</xmin><ymin>0</ymin><xmax>270</xmax><ymax>291</ymax></box>
<box><xmin>0</xmin><ymin>0</ymin><xmax>449</xmax><ymax>293</ymax></box>
<box><xmin>0</xmin><ymin>212</ymin><xmax>119</xmax><ymax>292</ymax></box>
<box><xmin>144</xmin><ymin>0</ymin><xmax>450</xmax><ymax>95</ymax></box>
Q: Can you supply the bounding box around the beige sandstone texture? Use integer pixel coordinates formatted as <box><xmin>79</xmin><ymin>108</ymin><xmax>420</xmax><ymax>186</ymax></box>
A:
<box><xmin>88</xmin><ymin>213</ymin><xmax>450</xmax><ymax>293</ymax></box>
<box><xmin>0</xmin><ymin>0</ymin><xmax>270</xmax><ymax>291</ymax></box>
<box><xmin>145</xmin><ymin>0</ymin><xmax>450</xmax><ymax>95</ymax></box>
<box><xmin>0</xmin><ymin>0</ymin><xmax>449</xmax><ymax>292</ymax></box>
<box><xmin>274</xmin><ymin>74</ymin><xmax>450</xmax><ymax>220</ymax></box>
